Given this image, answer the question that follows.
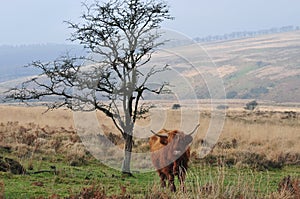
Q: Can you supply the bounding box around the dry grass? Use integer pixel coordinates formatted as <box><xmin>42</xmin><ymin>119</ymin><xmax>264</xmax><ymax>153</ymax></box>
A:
<box><xmin>189</xmin><ymin>108</ymin><xmax>300</xmax><ymax>171</ymax></box>
<box><xmin>214</xmin><ymin>113</ymin><xmax>299</xmax><ymax>154</ymax></box>
<box><xmin>0</xmin><ymin>104</ymin><xmax>299</xmax><ymax>166</ymax></box>
<box><xmin>0</xmin><ymin>109</ymin><xmax>88</xmax><ymax>168</ymax></box>
<box><xmin>0</xmin><ymin>105</ymin><xmax>74</xmax><ymax>128</ymax></box>
<box><xmin>144</xmin><ymin>170</ymin><xmax>300</xmax><ymax>199</ymax></box>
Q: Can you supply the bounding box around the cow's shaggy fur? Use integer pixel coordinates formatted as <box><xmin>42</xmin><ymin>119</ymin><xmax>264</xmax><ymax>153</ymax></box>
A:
<box><xmin>149</xmin><ymin>129</ymin><xmax>192</xmax><ymax>192</ymax></box>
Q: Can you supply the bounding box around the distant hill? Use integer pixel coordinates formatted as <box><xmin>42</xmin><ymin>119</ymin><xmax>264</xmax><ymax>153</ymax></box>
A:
<box><xmin>194</xmin><ymin>25</ymin><xmax>300</xmax><ymax>43</ymax></box>
<box><xmin>1</xmin><ymin>31</ymin><xmax>300</xmax><ymax>103</ymax></box>
<box><xmin>144</xmin><ymin>30</ymin><xmax>300</xmax><ymax>103</ymax></box>
<box><xmin>0</xmin><ymin>44</ymin><xmax>84</xmax><ymax>82</ymax></box>
<box><xmin>203</xmin><ymin>30</ymin><xmax>300</xmax><ymax>103</ymax></box>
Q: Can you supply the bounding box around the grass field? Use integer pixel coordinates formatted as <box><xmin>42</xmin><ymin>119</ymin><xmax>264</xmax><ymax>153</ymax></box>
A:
<box><xmin>0</xmin><ymin>103</ymin><xmax>299</xmax><ymax>198</ymax></box>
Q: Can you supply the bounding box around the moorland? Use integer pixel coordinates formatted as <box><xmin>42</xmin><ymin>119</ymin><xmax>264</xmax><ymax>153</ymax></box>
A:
<box><xmin>0</xmin><ymin>102</ymin><xmax>299</xmax><ymax>198</ymax></box>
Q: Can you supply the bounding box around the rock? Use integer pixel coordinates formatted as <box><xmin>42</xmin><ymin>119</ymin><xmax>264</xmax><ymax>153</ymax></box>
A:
<box><xmin>0</xmin><ymin>156</ymin><xmax>26</xmax><ymax>175</ymax></box>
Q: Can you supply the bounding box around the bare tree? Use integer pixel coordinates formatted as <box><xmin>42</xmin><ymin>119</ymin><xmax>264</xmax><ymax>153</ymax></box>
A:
<box><xmin>5</xmin><ymin>0</ymin><xmax>172</xmax><ymax>175</ymax></box>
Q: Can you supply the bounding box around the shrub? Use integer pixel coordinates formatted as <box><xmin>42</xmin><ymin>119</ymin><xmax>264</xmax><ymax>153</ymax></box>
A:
<box><xmin>245</xmin><ymin>100</ymin><xmax>258</xmax><ymax>110</ymax></box>
<box><xmin>226</xmin><ymin>91</ymin><xmax>238</xmax><ymax>99</ymax></box>
<box><xmin>234</xmin><ymin>151</ymin><xmax>284</xmax><ymax>170</ymax></box>
<box><xmin>172</xmin><ymin>104</ymin><xmax>181</xmax><ymax>110</ymax></box>
<box><xmin>196</xmin><ymin>151</ymin><xmax>285</xmax><ymax>170</ymax></box>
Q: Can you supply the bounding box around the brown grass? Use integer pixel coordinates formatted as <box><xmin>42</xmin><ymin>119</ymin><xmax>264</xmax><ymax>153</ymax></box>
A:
<box><xmin>0</xmin><ymin>104</ymin><xmax>299</xmax><ymax>166</ymax></box>
<box><xmin>0</xmin><ymin>104</ymin><xmax>300</xmax><ymax>170</ymax></box>
<box><xmin>0</xmin><ymin>108</ymin><xmax>87</xmax><ymax>167</ymax></box>
<box><xmin>277</xmin><ymin>175</ymin><xmax>300</xmax><ymax>198</ymax></box>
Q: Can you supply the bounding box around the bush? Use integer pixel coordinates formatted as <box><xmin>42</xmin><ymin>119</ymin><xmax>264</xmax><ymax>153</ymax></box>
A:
<box><xmin>172</xmin><ymin>104</ymin><xmax>181</xmax><ymax>110</ymax></box>
<box><xmin>234</xmin><ymin>151</ymin><xmax>284</xmax><ymax>170</ymax></box>
<box><xmin>226</xmin><ymin>91</ymin><xmax>238</xmax><ymax>99</ymax></box>
<box><xmin>196</xmin><ymin>151</ymin><xmax>285</xmax><ymax>170</ymax></box>
<box><xmin>245</xmin><ymin>100</ymin><xmax>258</xmax><ymax>110</ymax></box>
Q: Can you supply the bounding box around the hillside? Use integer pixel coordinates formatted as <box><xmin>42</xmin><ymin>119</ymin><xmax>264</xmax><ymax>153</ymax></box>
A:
<box><xmin>147</xmin><ymin>30</ymin><xmax>300</xmax><ymax>103</ymax></box>
<box><xmin>204</xmin><ymin>30</ymin><xmax>300</xmax><ymax>102</ymax></box>
<box><xmin>1</xmin><ymin>31</ymin><xmax>300</xmax><ymax>103</ymax></box>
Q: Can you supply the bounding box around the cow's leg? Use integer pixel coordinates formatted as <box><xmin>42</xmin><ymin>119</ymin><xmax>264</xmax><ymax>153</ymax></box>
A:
<box><xmin>167</xmin><ymin>173</ymin><xmax>176</xmax><ymax>192</ymax></box>
<box><xmin>178</xmin><ymin>167</ymin><xmax>186</xmax><ymax>192</ymax></box>
<box><xmin>159</xmin><ymin>172</ymin><xmax>166</xmax><ymax>188</ymax></box>
<box><xmin>179</xmin><ymin>172</ymin><xmax>186</xmax><ymax>192</ymax></box>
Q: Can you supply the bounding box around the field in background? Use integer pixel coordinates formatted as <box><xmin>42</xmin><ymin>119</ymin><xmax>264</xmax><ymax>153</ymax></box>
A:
<box><xmin>1</xmin><ymin>31</ymin><xmax>300</xmax><ymax>103</ymax></box>
<box><xmin>0</xmin><ymin>102</ymin><xmax>299</xmax><ymax>198</ymax></box>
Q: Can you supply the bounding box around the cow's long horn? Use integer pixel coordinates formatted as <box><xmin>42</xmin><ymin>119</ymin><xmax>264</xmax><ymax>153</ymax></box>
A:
<box><xmin>188</xmin><ymin>124</ymin><xmax>200</xmax><ymax>135</ymax></box>
<box><xmin>151</xmin><ymin>130</ymin><xmax>168</xmax><ymax>138</ymax></box>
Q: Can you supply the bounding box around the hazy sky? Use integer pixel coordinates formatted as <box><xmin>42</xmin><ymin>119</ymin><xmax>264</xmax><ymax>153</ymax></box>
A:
<box><xmin>0</xmin><ymin>0</ymin><xmax>300</xmax><ymax>45</ymax></box>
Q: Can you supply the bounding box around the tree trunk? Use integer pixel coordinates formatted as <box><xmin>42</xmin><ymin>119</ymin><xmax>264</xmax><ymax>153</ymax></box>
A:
<box><xmin>122</xmin><ymin>134</ymin><xmax>133</xmax><ymax>176</ymax></box>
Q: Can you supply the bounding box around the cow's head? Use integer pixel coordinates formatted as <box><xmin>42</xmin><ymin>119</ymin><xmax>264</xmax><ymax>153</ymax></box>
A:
<box><xmin>151</xmin><ymin>124</ymin><xmax>200</xmax><ymax>156</ymax></box>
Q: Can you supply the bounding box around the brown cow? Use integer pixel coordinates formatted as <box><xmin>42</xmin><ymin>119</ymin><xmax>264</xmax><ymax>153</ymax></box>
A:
<box><xmin>149</xmin><ymin>125</ymin><xmax>199</xmax><ymax>192</ymax></box>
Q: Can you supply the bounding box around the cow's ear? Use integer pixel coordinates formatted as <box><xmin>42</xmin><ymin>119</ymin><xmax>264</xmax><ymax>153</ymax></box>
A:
<box><xmin>159</xmin><ymin>136</ymin><xmax>168</xmax><ymax>145</ymax></box>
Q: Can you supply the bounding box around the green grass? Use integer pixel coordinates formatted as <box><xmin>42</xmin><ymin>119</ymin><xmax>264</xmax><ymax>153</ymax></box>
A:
<box><xmin>1</xmin><ymin>156</ymin><xmax>157</xmax><ymax>198</ymax></box>
<box><xmin>187</xmin><ymin>164</ymin><xmax>300</xmax><ymax>196</ymax></box>
<box><xmin>227</xmin><ymin>64</ymin><xmax>260</xmax><ymax>83</ymax></box>
<box><xmin>1</xmin><ymin>154</ymin><xmax>299</xmax><ymax>198</ymax></box>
